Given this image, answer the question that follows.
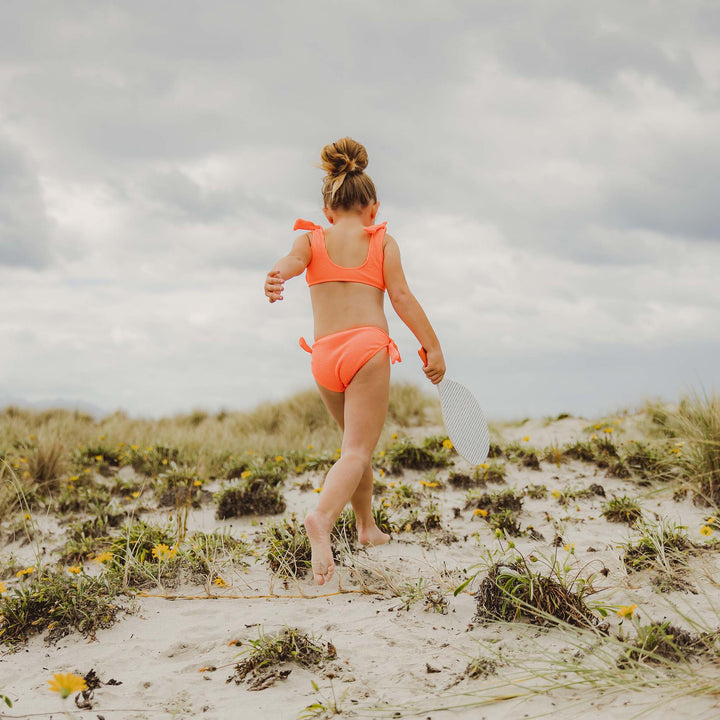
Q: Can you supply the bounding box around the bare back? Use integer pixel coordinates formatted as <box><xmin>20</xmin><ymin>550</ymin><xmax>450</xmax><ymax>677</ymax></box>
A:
<box><xmin>309</xmin><ymin>224</ymin><xmax>388</xmax><ymax>339</ymax></box>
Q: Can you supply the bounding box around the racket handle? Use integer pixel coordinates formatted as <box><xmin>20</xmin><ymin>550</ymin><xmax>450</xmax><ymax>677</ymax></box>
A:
<box><xmin>418</xmin><ymin>347</ymin><xmax>428</xmax><ymax>366</ymax></box>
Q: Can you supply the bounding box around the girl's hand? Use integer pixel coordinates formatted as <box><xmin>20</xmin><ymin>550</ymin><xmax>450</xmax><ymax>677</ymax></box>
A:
<box><xmin>265</xmin><ymin>270</ymin><xmax>284</xmax><ymax>303</ymax></box>
<box><xmin>420</xmin><ymin>347</ymin><xmax>446</xmax><ymax>385</ymax></box>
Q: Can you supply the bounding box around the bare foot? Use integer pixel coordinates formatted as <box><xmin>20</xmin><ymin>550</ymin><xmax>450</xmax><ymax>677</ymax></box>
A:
<box><xmin>357</xmin><ymin>523</ymin><xmax>391</xmax><ymax>547</ymax></box>
<box><xmin>304</xmin><ymin>511</ymin><xmax>335</xmax><ymax>586</ymax></box>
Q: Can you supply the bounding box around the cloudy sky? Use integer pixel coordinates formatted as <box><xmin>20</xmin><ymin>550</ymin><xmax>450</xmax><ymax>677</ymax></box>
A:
<box><xmin>1</xmin><ymin>1</ymin><xmax>719</xmax><ymax>419</ymax></box>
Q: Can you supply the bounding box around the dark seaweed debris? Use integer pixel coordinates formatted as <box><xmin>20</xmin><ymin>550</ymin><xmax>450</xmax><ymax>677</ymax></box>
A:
<box><xmin>473</xmin><ymin>561</ymin><xmax>600</xmax><ymax>629</ymax></box>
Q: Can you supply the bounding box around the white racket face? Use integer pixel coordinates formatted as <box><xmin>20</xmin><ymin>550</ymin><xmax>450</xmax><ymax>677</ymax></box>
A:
<box><xmin>437</xmin><ymin>378</ymin><xmax>490</xmax><ymax>465</ymax></box>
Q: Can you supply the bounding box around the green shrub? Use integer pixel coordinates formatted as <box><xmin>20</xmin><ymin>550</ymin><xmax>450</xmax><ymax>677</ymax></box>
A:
<box><xmin>215</xmin><ymin>479</ymin><xmax>286</xmax><ymax>519</ymax></box>
<box><xmin>230</xmin><ymin>627</ymin><xmax>337</xmax><ymax>690</ymax></box>
<box><xmin>466</xmin><ymin>488</ymin><xmax>523</xmax><ymax>514</ymax></box>
<box><xmin>622</xmin><ymin>519</ymin><xmax>695</xmax><ymax>573</ymax></box>
<box><xmin>618</xmin><ymin>621</ymin><xmax>720</xmax><ymax>667</ymax></box>
<box><xmin>0</xmin><ymin>569</ymin><xmax>122</xmax><ymax>646</ymax></box>
<box><xmin>473</xmin><ymin>559</ymin><xmax>600</xmax><ymax>629</ymax></box>
<box><xmin>601</xmin><ymin>496</ymin><xmax>642</xmax><ymax>525</ymax></box>
<box><xmin>265</xmin><ymin>518</ymin><xmax>312</xmax><ymax>578</ymax></box>
<box><xmin>381</xmin><ymin>438</ymin><xmax>450</xmax><ymax>474</ymax></box>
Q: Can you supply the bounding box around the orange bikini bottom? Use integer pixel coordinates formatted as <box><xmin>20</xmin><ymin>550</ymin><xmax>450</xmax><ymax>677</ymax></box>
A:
<box><xmin>299</xmin><ymin>326</ymin><xmax>402</xmax><ymax>392</ymax></box>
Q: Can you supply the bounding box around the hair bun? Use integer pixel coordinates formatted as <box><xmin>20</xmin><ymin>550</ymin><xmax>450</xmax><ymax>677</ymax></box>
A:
<box><xmin>320</xmin><ymin>137</ymin><xmax>368</xmax><ymax>177</ymax></box>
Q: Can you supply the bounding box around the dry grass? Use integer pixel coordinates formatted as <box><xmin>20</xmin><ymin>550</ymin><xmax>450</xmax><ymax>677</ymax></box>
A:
<box><xmin>0</xmin><ymin>384</ymin><xmax>437</xmax><ymax>519</ymax></box>
<box><xmin>666</xmin><ymin>390</ymin><xmax>720</xmax><ymax>506</ymax></box>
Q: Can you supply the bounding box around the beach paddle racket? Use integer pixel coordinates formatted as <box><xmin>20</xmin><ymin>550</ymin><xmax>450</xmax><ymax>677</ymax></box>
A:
<box><xmin>419</xmin><ymin>348</ymin><xmax>490</xmax><ymax>466</ymax></box>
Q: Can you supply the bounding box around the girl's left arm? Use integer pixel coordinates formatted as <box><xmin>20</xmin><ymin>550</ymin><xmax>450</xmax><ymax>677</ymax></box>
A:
<box><xmin>265</xmin><ymin>234</ymin><xmax>312</xmax><ymax>303</ymax></box>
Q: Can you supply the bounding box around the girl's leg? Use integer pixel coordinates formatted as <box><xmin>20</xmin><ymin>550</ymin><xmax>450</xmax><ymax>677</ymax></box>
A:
<box><xmin>306</xmin><ymin>351</ymin><xmax>390</xmax><ymax>584</ymax></box>
<box><xmin>315</xmin><ymin>380</ymin><xmax>389</xmax><ymax>546</ymax></box>
<box><xmin>351</xmin><ymin>464</ymin><xmax>391</xmax><ymax>546</ymax></box>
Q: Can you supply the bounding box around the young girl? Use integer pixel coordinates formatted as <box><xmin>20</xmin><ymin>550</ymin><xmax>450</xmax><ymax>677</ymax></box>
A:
<box><xmin>264</xmin><ymin>137</ymin><xmax>445</xmax><ymax>585</ymax></box>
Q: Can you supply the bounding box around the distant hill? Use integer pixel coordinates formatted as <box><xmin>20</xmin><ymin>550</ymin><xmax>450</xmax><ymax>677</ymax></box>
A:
<box><xmin>0</xmin><ymin>394</ymin><xmax>107</xmax><ymax>418</ymax></box>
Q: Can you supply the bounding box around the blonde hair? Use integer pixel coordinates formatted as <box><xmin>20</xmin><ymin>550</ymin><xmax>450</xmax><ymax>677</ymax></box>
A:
<box><xmin>319</xmin><ymin>137</ymin><xmax>377</xmax><ymax>211</ymax></box>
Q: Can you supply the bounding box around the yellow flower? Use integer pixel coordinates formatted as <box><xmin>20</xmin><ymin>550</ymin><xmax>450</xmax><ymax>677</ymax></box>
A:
<box><xmin>479</xmin><ymin>463</ymin><xmax>489</xmax><ymax>469</ymax></box>
<box><xmin>161</xmin><ymin>458</ymin><xmax>168</xmax><ymax>465</ymax></box>
<box><xmin>564</xmin><ymin>543</ymin><xmax>575</xmax><ymax>553</ymax></box>
<box><xmin>93</xmin><ymin>551</ymin><xmax>113</xmax><ymax>564</ymax></box>
<box><xmin>193</xmin><ymin>480</ymin><xmax>202</xmax><ymax>486</ymax></box>
<box><xmin>94</xmin><ymin>455</ymin><xmax>103</xmax><ymax>462</ymax></box>
<box><xmin>591</xmin><ymin>434</ymin><xmax>598</xmax><ymax>440</ymax></box>
<box><xmin>391</xmin><ymin>433</ymin><xmax>398</xmax><ymax>440</ymax></box>
<box><xmin>0</xmin><ymin>582</ymin><xmax>6</xmax><ymax>593</ymax></box>
<box><xmin>308</xmin><ymin>444</ymin><xmax>313</xmax><ymax>450</ymax></box>
<box><xmin>23</xmin><ymin>513</ymin><xmax>31</xmax><ymax>521</ymax></box>
<box><xmin>419</xmin><ymin>480</ymin><xmax>438</xmax><ymax>488</ymax></box>
<box><xmin>594</xmin><ymin>424</ymin><xmax>601</xmax><ymax>430</ymax></box>
<box><xmin>603</xmin><ymin>427</ymin><xmax>614</xmax><ymax>434</ymax></box>
<box><xmin>700</xmin><ymin>525</ymin><xmax>713</xmax><ymax>537</ymax></box>
<box><xmin>84</xmin><ymin>468</ymin><xmax>90</xmax><ymax>474</ymax></box>
<box><xmin>379</xmin><ymin>469</ymin><xmax>385</xmax><ymax>477</ymax></box>
<box><xmin>389</xmin><ymin>481</ymin><xmax>397</xmax><ymax>488</ymax></box>
<box><xmin>71</xmin><ymin>475</ymin><xmax>79</xmax><ymax>481</ymax></box>
<box><xmin>706</xmin><ymin>516</ymin><xmax>717</xmax><ymax>524</ymax></box>
<box><xmin>241</xmin><ymin>470</ymin><xmax>252</xmax><ymax>479</ymax></box>
<box><xmin>313</xmin><ymin>487</ymin><xmax>322</xmax><ymax>493</ymax></box>
<box><xmin>99</xmin><ymin>435</ymin><xmax>105</xmax><ymax>440</ymax></box>
<box><xmin>522</xmin><ymin>436</ymin><xmax>530</xmax><ymax>442</ymax></box>
<box><xmin>247</xmin><ymin>450</ymin><xmax>253</xmax><ymax>455</ymax></box>
<box><xmin>67</xmin><ymin>566</ymin><xmax>82</xmax><ymax>574</ymax></box>
<box><xmin>295</xmin><ymin>466</ymin><xmax>302</xmax><ymax>473</ymax></box>
<box><xmin>213</xmin><ymin>577</ymin><xmax>228</xmax><ymax>587</ymax></box>
<box><xmin>474</xmin><ymin>508</ymin><xmax>488</xmax><ymax>517</ymax></box>
<box><xmin>131</xmin><ymin>491</ymin><xmax>140</xmax><ymax>498</ymax></box>
<box><xmin>551</xmin><ymin>490</ymin><xmax>561</xmax><ymax>498</ymax></box>
<box><xmin>442</xmin><ymin>439</ymin><xmax>453</xmax><ymax>450</ymax></box>
<box><xmin>275</xmin><ymin>455</ymin><xmax>283</xmax><ymax>462</ymax></box>
<box><xmin>617</xmin><ymin>604</ymin><xmax>637</xmax><ymax>619</ymax></box>
<box><xmin>379</xmin><ymin>450</ymin><xmax>386</xmax><ymax>457</ymax></box>
<box><xmin>48</xmin><ymin>672</ymin><xmax>87</xmax><ymax>699</ymax></box>
<box><xmin>152</xmin><ymin>544</ymin><xmax>178</xmax><ymax>561</ymax></box>
<box><xmin>16</xmin><ymin>566</ymin><xmax>35</xmax><ymax>577</ymax></box>
<box><xmin>131</xmin><ymin>444</ymin><xmax>139</xmax><ymax>450</ymax></box>
<box><xmin>383</xmin><ymin>501</ymin><xmax>390</xmax><ymax>507</ymax></box>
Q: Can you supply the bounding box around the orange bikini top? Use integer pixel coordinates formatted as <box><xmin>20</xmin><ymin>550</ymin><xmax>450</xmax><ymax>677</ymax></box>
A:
<box><xmin>294</xmin><ymin>218</ymin><xmax>387</xmax><ymax>291</ymax></box>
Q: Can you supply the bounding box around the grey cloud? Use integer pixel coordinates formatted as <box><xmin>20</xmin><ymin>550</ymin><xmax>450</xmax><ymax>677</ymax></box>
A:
<box><xmin>496</xmin><ymin>18</ymin><xmax>699</xmax><ymax>93</ymax></box>
<box><xmin>0</xmin><ymin>135</ymin><xmax>51</xmax><ymax>267</ymax></box>
<box><xmin>601</xmin><ymin>139</ymin><xmax>720</xmax><ymax>241</ymax></box>
<box><xmin>0</xmin><ymin>1</ymin><xmax>470</xmax><ymax>172</ymax></box>
<box><xmin>466</xmin><ymin>1</ymin><xmax>709</xmax><ymax>94</ymax></box>
<box><xmin>141</xmin><ymin>169</ymin><xmax>241</xmax><ymax>224</ymax></box>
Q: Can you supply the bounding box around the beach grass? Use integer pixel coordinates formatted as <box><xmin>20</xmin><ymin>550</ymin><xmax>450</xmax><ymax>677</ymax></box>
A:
<box><xmin>1</xmin><ymin>389</ymin><xmax>718</xmax><ymax>718</ymax></box>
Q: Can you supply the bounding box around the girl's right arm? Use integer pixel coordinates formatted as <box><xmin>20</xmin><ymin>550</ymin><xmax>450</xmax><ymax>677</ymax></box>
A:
<box><xmin>383</xmin><ymin>235</ymin><xmax>446</xmax><ymax>384</ymax></box>
<box><xmin>264</xmin><ymin>234</ymin><xmax>312</xmax><ymax>303</ymax></box>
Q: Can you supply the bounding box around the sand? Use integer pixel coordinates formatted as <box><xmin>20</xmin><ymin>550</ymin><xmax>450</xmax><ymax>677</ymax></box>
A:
<box><xmin>1</xmin><ymin>413</ymin><xmax>719</xmax><ymax>720</ymax></box>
